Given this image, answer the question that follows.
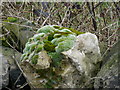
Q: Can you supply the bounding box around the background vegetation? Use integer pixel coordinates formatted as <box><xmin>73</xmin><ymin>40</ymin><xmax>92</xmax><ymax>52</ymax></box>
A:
<box><xmin>0</xmin><ymin>2</ymin><xmax>119</xmax><ymax>89</ymax></box>
<box><xmin>1</xmin><ymin>2</ymin><xmax>119</xmax><ymax>56</ymax></box>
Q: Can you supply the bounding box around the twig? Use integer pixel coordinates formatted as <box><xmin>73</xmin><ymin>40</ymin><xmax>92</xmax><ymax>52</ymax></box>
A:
<box><xmin>101</xmin><ymin>22</ymin><xmax>118</xmax><ymax>31</ymax></box>
<box><xmin>94</xmin><ymin>2</ymin><xmax>103</xmax><ymax>9</ymax></box>
<box><xmin>18</xmin><ymin>83</ymin><xmax>28</xmax><ymax>90</ymax></box>
<box><xmin>6</xmin><ymin>40</ymin><xmax>18</xmax><ymax>52</ymax></box>
<box><xmin>14</xmin><ymin>72</ymin><xmax>23</xmax><ymax>86</ymax></box>
<box><xmin>113</xmin><ymin>2</ymin><xmax>120</xmax><ymax>17</ymax></box>
<box><xmin>3</xmin><ymin>27</ymin><xmax>19</xmax><ymax>49</ymax></box>
<box><xmin>101</xmin><ymin>40</ymin><xmax>118</xmax><ymax>58</ymax></box>
<box><xmin>41</xmin><ymin>6</ymin><xmax>54</xmax><ymax>27</ymax></box>
<box><xmin>3</xmin><ymin>15</ymin><xmax>39</xmax><ymax>26</ymax></box>
<box><xmin>12</xmin><ymin>53</ymin><xmax>36</xmax><ymax>89</ymax></box>
<box><xmin>106</xmin><ymin>28</ymin><xmax>118</xmax><ymax>41</ymax></box>
<box><xmin>4</xmin><ymin>87</ymin><xmax>12</xmax><ymax>90</ymax></box>
<box><xmin>86</xmin><ymin>2</ymin><xmax>97</xmax><ymax>31</ymax></box>
<box><xmin>60</xmin><ymin>6</ymin><xmax>70</xmax><ymax>26</ymax></box>
<box><xmin>0</xmin><ymin>30</ymin><xmax>10</xmax><ymax>37</ymax></box>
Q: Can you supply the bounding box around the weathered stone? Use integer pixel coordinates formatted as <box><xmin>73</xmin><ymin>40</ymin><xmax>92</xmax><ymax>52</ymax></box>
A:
<box><xmin>0</xmin><ymin>46</ymin><xmax>29</xmax><ymax>89</ymax></box>
<box><xmin>94</xmin><ymin>40</ymin><xmax>120</xmax><ymax>88</ymax></box>
<box><xmin>33</xmin><ymin>51</ymin><xmax>51</xmax><ymax>69</ymax></box>
<box><xmin>62</xmin><ymin>32</ymin><xmax>101</xmax><ymax>77</ymax></box>
<box><xmin>0</xmin><ymin>51</ymin><xmax>9</xmax><ymax>89</ymax></box>
<box><xmin>1</xmin><ymin>21</ymin><xmax>35</xmax><ymax>51</ymax></box>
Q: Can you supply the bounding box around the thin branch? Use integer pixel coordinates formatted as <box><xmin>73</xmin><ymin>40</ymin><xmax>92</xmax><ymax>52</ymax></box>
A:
<box><xmin>86</xmin><ymin>2</ymin><xmax>97</xmax><ymax>31</ymax></box>
<box><xmin>60</xmin><ymin>6</ymin><xmax>70</xmax><ymax>26</ymax></box>
<box><xmin>0</xmin><ymin>21</ymin><xmax>38</xmax><ymax>32</ymax></box>
<box><xmin>101</xmin><ymin>22</ymin><xmax>118</xmax><ymax>31</ymax></box>
<box><xmin>94</xmin><ymin>2</ymin><xmax>103</xmax><ymax>9</ymax></box>
<box><xmin>2</xmin><ymin>15</ymin><xmax>39</xmax><ymax>26</ymax></box>
<box><xmin>0</xmin><ymin>30</ymin><xmax>10</xmax><ymax>37</ymax></box>
<box><xmin>14</xmin><ymin>72</ymin><xmax>23</xmax><ymax>86</ymax></box>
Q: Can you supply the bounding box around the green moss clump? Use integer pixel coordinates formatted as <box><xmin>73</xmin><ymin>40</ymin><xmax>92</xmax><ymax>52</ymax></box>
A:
<box><xmin>48</xmin><ymin>52</ymin><xmax>63</xmax><ymax>67</ymax></box>
<box><xmin>60</xmin><ymin>27</ymin><xmax>85</xmax><ymax>35</ymax></box>
<box><xmin>35</xmin><ymin>44</ymin><xmax>44</xmax><ymax>53</ymax></box>
<box><xmin>31</xmin><ymin>54</ymin><xmax>39</xmax><ymax>64</ymax></box>
<box><xmin>7</xmin><ymin>17</ymin><xmax>18</xmax><ymax>22</ymax></box>
<box><xmin>33</xmin><ymin>33</ymin><xmax>45</xmax><ymax>41</ymax></box>
<box><xmin>55</xmin><ymin>40</ymin><xmax>75</xmax><ymax>53</ymax></box>
<box><xmin>44</xmin><ymin>41</ymin><xmax>56</xmax><ymax>52</ymax></box>
<box><xmin>37</xmin><ymin>25</ymin><xmax>56</xmax><ymax>34</ymax></box>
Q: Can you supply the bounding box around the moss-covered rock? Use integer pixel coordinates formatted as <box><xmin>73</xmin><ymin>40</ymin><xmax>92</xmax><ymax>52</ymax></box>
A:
<box><xmin>20</xmin><ymin>25</ymin><xmax>100</xmax><ymax>88</ymax></box>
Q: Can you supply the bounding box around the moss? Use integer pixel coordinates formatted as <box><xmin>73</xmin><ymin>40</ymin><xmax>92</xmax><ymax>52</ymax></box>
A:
<box><xmin>53</xmin><ymin>25</ymin><xmax>61</xmax><ymax>29</ymax></box>
<box><xmin>37</xmin><ymin>25</ymin><xmax>56</xmax><ymax>34</ymax></box>
<box><xmin>48</xmin><ymin>52</ymin><xmax>63</xmax><ymax>67</ymax></box>
<box><xmin>33</xmin><ymin>33</ymin><xmax>45</xmax><ymax>41</ymax></box>
<box><xmin>60</xmin><ymin>27</ymin><xmax>85</xmax><ymax>35</ymax></box>
<box><xmin>28</xmin><ymin>51</ymin><xmax>35</xmax><ymax>60</ymax></box>
<box><xmin>55</xmin><ymin>40</ymin><xmax>75</xmax><ymax>53</ymax></box>
<box><xmin>28</xmin><ymin>38</ymin><xmax>34</xmax><ymax>42</ymax></box>
<box><xmin>20</xmin><ymin>54</ymin><xmax>26</xmax><ymax>61</ymax></box>
<box><xmin>7</xmin><ymin>17</ymin><xmax>18</xmax><ymax>22</ymax></box>
<box><xmin>48</xmin><ymin>33</ymin><xmax>54</xmax><ymax>41</ymax></box>
<box><xmin>44</xmin><ymin>41</ymin><xmax>56</xmax><ymax>52</ymax></box>
<box><xmin>31</xmin><ymin>54</ymin><xmax>38</xmax><ymax>64</ymax></box>
<box><xmin>29</xmin><ymin>43</ymin><xmax>37</xmax><ymax>52</ymax></box>
<box><xmin>35</xmin><ymin>44</ymin><xmax>43</xmax><ymax>53</ymax></box>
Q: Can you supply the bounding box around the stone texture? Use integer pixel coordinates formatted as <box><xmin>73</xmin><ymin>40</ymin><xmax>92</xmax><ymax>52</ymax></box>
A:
<box><xmin>62</xmin><ymin>32</ymin><xmax>101</xmax><ymax>77</ymax></box>
<box><xmin>94</xmin><ymin>40</ymin><xmax>120</xmax><ymax>88</ymax></box>
<box><xmin>0</xmin><ymin>51</ymin><xmax>9</xmax><ymax>89</ymax></box>
<box><xmin>0</xmin><ymin>46</ymin><xmax>29</xmax><ymax>89</ymax></box>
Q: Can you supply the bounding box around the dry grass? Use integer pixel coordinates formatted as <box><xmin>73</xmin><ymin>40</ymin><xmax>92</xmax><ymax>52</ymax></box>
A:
<box><xmin>1</xmin><ymin>2</ymin><xmax>119</xmax><ymax>56</ymax></box>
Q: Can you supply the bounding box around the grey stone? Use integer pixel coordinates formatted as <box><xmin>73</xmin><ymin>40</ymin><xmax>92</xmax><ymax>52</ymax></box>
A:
<box><xmin>0</xmin><ymin>52</ymin><xmax>9</xmax><ymax>89</ymax></box>
<box><xmin>94</xmin><ymin>40</ymin><xmax>120</xmax><ymax>88</ymax></box>
<box><xmin>0</xmin><ymin>46</ymin><xmax>28</xmax><ymax>89</ymax></box>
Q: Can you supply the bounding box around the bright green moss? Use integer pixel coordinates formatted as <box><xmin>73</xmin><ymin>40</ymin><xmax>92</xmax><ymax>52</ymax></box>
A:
<box><xmin>28</xmin><ymin>51</ymin><xmax>35</xmax><ymax>60</ymax></box>
<box><xmin>33</xmin><ymin>33</ymin><xmax>45</xmax><ymax>41</ymax></box>
<box><xmin>37</xmin><ymin>25</ymin><xmax>56</xmax><ymax>34</ymax></box>
<box><xmin>35</xmin><ymin>44</ymin><xmax>44</xmax><ymax>53</ymax></box>
<box><xmin>7</xmin><ymin>17</ymin><xmax>18</xmax><ymax>22</ymax></box>
<box><xmin>31</xmin><ymin>54</ymin><xmax>38</xmax><ymax>64</ymax></box>
<box><xmin>48</xmin><ymin>52</ymin><xmax>63</xmax><ymax>67</ymax></box>
<box><xmin>48</xmin><ymin>33</ymin><xmax>54</xmax><ymax>41</ymax></box>
<box><xmin>60</xmin><ymin>27</ymin><xmax>85</xmax><ymax>35</ymax></box>
<box><xmin>21</xmin><ymin>25</ymin><xmax>84</xmax><ymax>63</ymax></box>
<box><xmin>20</xmin><ymin>54</ymin><xmax>26</xmax><ymax>61</ymax></box>
<box><xmin>51</xmin><ymin>34</ymin><xmax>76</xmax><ymax>46</ymax></box>
<box><xmin>55</xmin><ymin>40</ymin><xmax>75</xmax><ymax>53</ymax></box>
